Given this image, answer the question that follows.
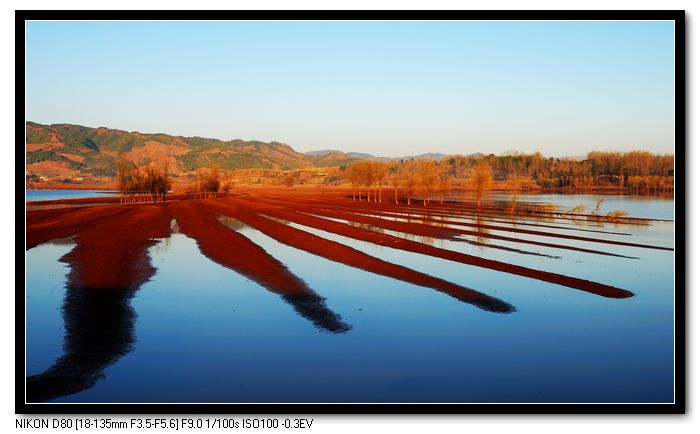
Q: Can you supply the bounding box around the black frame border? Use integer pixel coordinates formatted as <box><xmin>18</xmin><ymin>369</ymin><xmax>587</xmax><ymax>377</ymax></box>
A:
<box><xmin>15</xmin><ymin>9</ymin><xmax>686</xmax><ymax>415</ymax></box>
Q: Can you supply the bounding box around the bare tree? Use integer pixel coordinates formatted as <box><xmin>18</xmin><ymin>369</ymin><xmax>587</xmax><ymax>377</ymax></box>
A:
<box><xmin>283</xmin><ymin>171</ymin><xmax>300</xmax><ymax>188</ymax></box>
<box><xmin>117</xmin><ymin>155</ymin><xmax>130</xmax><ymax>205</ymax></box>
<box><xmin>360</xmin><ymin>162</ymin><xmax>375</xmax><ymax>202</ymax></box>
<box><xmin>126</xmin><ymin>167</ymin><xmax>143</xmax><ymax>204</ymax></box>
<box><xmin>144</xmin><ymin>164</ymin><xmax>159</xmax><ymax>203</ymax></box>
<box><xmin>373</xmin><ymin>161</ymin><xmax>389</xmax><ymax>203</ymax></box>
<box><xmin>388</xmin><ymin>162</ymin><xmax>402</xmax><ymax>204</ymax></box>
<box><xmin>193</xmin><ymin>169</ymin><xmax>206</xmax><ymax>199</ymax></box>
<box><xmin>471</xmin><ymin>159</ymin><xmax>493</xmax><ymax>209</ymax></box>
<box><xmin>205</xmin><ymin>166</ymin><xmax>221</xmax><ymax>197</ymax></box>
<box><xmin>418</xmin><ymin>160</ymin><xmax>439</xmax><ymax>207</ymax></box>
<box><xmin>345</xmin><ymin>163</ymin><xmax>363</xmax><ymax>200</ymax></box>
<box><xmin>222</xmin><ymin>170</ymin><xmax>234</xmax><ymax>195</ymax></box>
<box><xmin>158</xmin><ymin>159</ymin><xmax>171</xmax><ymax>202</ymax></box>
<box><xmin>437</xmin><ymin>159</ymin><xmax>454</xmax><ymax>204</ymax></box>
<box><xmin>400</xmin><ymin>160</ymin><xmax>418</xmax><ymax>205</ymax></box>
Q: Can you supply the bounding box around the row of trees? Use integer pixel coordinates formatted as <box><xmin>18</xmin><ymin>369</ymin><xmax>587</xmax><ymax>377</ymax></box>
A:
<box><xmin>343</xmin><ymin>150</ymin><xmax>674</xmax><ymax>203</ymax></box>
<box><xmin>345</xmin><ymin>159</ymin><xmax>494</xmax><ymax>207</ymax></box>
<box><xmin>116</xmin><ymin>157</ymin><xmax>235</xmax><ymax>203</ymax></box>
<box><xmin>114</xmin><ymin>149</ymin><xmax>673</xmax><ymax>205</ymax></box>
<box><xmin>117</xmin><ymin>157</ymin><xmax>171</xmax><ymax>204</ymax></box>
<box><xmin>191</xmin><ymin>166</ymin><xmax>234</xmax><ymax>198</ymax></box>
<box><xmin>447</xmin><ymin>150</ymin><xmax>674</xmax><ymax>191</ymax></box>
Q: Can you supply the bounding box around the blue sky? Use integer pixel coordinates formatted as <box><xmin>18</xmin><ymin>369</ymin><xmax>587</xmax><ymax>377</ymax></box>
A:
<box><xmin>25</xmin><ymin>20</ymin><xmax>675</xmax><ymax>157</ymax></box>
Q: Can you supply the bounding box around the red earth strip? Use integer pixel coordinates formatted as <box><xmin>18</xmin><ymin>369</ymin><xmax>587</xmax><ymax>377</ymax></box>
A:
<box><xmin>218</xmin><ymin>197</ymin><xmax>634</xmax><ymax>299</ymax></box>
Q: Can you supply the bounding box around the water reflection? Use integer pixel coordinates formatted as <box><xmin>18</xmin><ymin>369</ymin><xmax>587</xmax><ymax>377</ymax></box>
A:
<box><xmin>26</xmin><ymin>285</ymin><xmax>137</xmax><ymax>402</ymax></box>
<box><xmin>346</xmin><ymin>220</ymin><xmax>443</xmax><ymax>248</ymax></box>
<box><xmin>27</xmin><ymin>222</ymin><xmax>350</xmax><ymax>403</ymax></box>
<box><xmin>27</xmin><ymin>207</ymin><xmax>172</xmax><ymax>402</ymax></box>
<box><xmin>41</xmin><ymin>237</ymin><xmax>75</xmax><ymax>246</ymax></box>
<box><xmin>151</xmin><ymin>236</ymin><xmax>172</xmax><ymax>255</ymax></box>
<box><xmin>473</xmin><ymin>214</ymin><xmax>490</xmax><ymax>247</ymax></box>
<box><xmin>305</xmin><ymin>212</ymin><xmax>560</xmax><ymax>259</ymax></box>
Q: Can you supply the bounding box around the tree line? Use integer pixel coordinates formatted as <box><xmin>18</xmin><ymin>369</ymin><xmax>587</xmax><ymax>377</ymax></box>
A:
<box><xmin>190</xmin><ymin>166</ymin><xmax>234</xmax><ymax>199</ymax></box>
<box><xmin>114</xmin><ymin>149</ymin><xmax>673</xmax><ymax>205</ymax></box>
<box><xmin>117</xmin><ymin>157</ymin><xmax>171</xmax><ymax>204</ymax></box>
<box><xmin>344</xmin><ymin>159</ymin><xmax>493</xmax><ymax>208</ymax></box>
<box><xmin>459</xmin><ymin>150</ymin><xmax>674</xmax><ymax>192</ymax></box>
<box><xmin>342</xmin><ymin>150</ymin><xmax>674</xmax><ymax>205</ymax></box>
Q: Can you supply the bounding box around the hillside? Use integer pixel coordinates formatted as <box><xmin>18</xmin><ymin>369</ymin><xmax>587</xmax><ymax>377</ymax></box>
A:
<box><xmin>25</xmin><ymin>122</ymin><xmax>362</xmax><ymax>183</ymax></box>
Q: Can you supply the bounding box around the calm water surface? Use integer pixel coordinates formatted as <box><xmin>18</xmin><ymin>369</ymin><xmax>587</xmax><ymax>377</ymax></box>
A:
<box><xmin>25</xmin><ymin>194</ymin><xmax>675</xmax><ymax>403</ymax></box>
<box><xmin>26</xmin><ymin>189</ymin><xmax>116</xmax><ymax>202</ymax></box>
<box><xmin>484</xmin><ymin>192</ymin><xmax>674</xmax><ymax>220</ymax></box>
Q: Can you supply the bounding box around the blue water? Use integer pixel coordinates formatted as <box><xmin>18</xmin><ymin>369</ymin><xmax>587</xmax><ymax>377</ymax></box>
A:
<box><xmin>25</xmin><ymin>195</ymin><xmax>676</xmax><ymax>403</ymax></box>
<box><xmin>488</xmin><ymin>193</ymin><xmax>674</xmax><ymax>220</ymax></box>
<box><xmin>26</xmin><ymin>240</ymin><xmax>73</xmax><ymax>377</ymax></box>
<box><xmin>26</xmin><ymin>189</ymin><xmax>116</xmax><ymax>202</ymax></box>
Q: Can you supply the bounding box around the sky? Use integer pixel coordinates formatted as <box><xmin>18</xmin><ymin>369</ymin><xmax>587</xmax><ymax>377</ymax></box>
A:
<box><xmin>25</xmin><ymin>20</ymin><xmax>675</xmax><ymax>157</ymax></box>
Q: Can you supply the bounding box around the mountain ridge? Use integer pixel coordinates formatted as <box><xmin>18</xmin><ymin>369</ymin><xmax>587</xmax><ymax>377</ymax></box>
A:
<box><xmin>26</xmin><ymin>122</ymin><xmax>494</xmax><ymax>183</ymax></box>
<box><xmin>25</xmin><ymin>122</ymin><xmax>366</xmax><ymax>180</ymax></box>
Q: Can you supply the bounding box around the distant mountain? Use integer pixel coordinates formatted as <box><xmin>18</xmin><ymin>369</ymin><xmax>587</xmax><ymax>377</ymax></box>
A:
<box><xmin>306</xmin><ymin>150</ymin><xmax>455</xmax><ymax>161</ymax></box>
<box><xmin>305</xmin><ymin>150</ymin><xmax>377</xmax><ymax>159</ymax></box>
<box><xmin>25</xmin><ymin>122</ymin><xmax>359</xmax><ymax>179</ymax></box>
<box><xmin>304</xmin><ymin>150</ymin><xmax>341</xmax><ymax>157</ymax></box>
<box><xmin>301</xmin><ymin>150</ymin><xmax>362</xmax><ymax>168</ymax></box>
<box><xmin>346</xmin><ymin>152</ymin><xmax>376</xmax><ymax>159</ymax></box>
<box><xmin>402</xmin><ymin>152</ymin><xmax>447</xmax><ymax>161</ymax></box>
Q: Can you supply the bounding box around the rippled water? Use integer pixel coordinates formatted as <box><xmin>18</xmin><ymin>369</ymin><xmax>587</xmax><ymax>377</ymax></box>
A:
<box><xmin>25</xmin><ymin>194</ymin><xmax>676</xmax><ymax>403</ymax></box>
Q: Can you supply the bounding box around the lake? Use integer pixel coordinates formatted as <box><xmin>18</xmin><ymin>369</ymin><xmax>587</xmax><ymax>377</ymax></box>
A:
<box><xmin>26</xmin><ymin>189</ymin><xmax>116</xmax><ymax>202</ymax></box>
<box><xmin>448</xmin><ymin>192</ymin><xmax>674</xmax><ymax>220</ymax></box>
<box><xmin>24</xmin><ymin>193</ymin><xmax>675</xmax><ymax>403</ymax></box>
